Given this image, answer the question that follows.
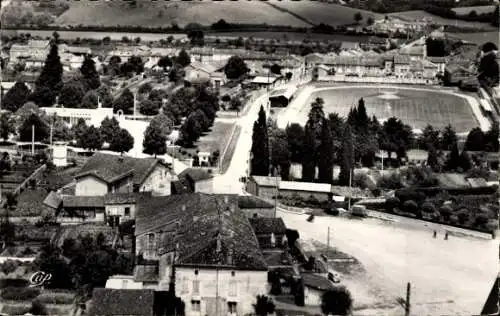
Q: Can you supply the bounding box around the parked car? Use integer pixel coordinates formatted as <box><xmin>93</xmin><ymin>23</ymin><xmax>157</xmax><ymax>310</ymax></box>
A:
<box><xmin>350</xmin><ymin>205</ymin><xmax>368</xmax><ymax>217</ymax></box>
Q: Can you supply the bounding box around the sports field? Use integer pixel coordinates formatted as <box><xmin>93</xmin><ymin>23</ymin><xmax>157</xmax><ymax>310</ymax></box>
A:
<box><xmin>295</xmin><ymin>87</ymin><xmax>480</xmax><ymax>132</ymax></box>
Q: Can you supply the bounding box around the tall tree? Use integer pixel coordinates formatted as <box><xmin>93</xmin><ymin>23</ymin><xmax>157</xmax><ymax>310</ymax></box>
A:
<box><xmin>484</xmin><ymin>120</ymin><xmax>499</xmax><ymax>152</ymax></box>
<box><xmin>301</xmin><ymin>125</ymin><xmax>317</xmax><ymax>182</ymax></box>
<box><xmin>285</xmin><ymin>123</ymin><xmax>305</xmax><ymax>163</ymax></box>
<box><xmin>354</xmin><ymin>98</ymin><xmax>369</xmax><ymax>133</ymax></box>
<box><xmin>33</xmin><ymin>42</ymin><xmax>63</xmax><ymax>107</ymax></box>
<box><xmin>380</xmin><ymin>117</ymin><xmax>413</xmax><ymax>162</ymax></box>
<box><xmin>71</xmin><ymin>118</ymin><xmax>87</xmax><ymax>143</ymax></box>
<box><xmin>427</xmin><ymin>145</ymin><xmax>441</xmax><ymax>172</ymax></box>
<box><xmin>177</xmin><ymin>49</ymin><xmax>191</xmax><ymax>67</ymax></box>
<box><xmin>150</xmin><ymin>113</ymin><xmax>173</xmax><ymax>138</ymax></box>
<box><xmin>0</xmin><ymin>113</ymin><xmax>15</xmax><ymax>142</ymax></box>
<box><xmin>445</xmin><ymin>141</ymin><xmax>460</xmax><ymax>171</ymax></box>
<box><xmin>253</xmin><ymin>295</ymin><xmax>275</xmax><ymax>316</ymax></box>
<box><xmin>464</xmin><ymin>127</ymin><xmax>485</xmax><ymax>151</ymax></box>
<box><xmin>318</xmin><ymin>117</ymin><xmax>334</xmax><ymax>183</ymax></box>
<box><xmin>143</xmin><ymin>122</ymin><xmax>167</xmax><ymax>158</ymax></box>
<box><xmin>113</xmin><ymin>88</ymin><xmax>134</xmax><ymax>114</ymax></box>
<box><xmin>224</xmin><ymin>56</ymin><xmax>249</xmax><ymax>80</ymax></box>
<box><xmin>418</xmin><ymin>124</ymin><xmax>440</xmax><ymax>150</ymax></box>
<box><xmin>59</xmin><ymin>80</ymin><xmax>86</xmax><ymax>107</ymax></box>
<box><xmin>78</xmin><ymin>126</ymin><xmax>103</xmax><ymax>151</ymax></box>
<box><xmin>100</xmin><ymin>117</ymin><xmax>121</xmax><ymax>144</ymax></box>
<box><xmin>19</xmin><ymin>113</ymin><xmax>49</xmax><ymax>142</ymax></box>
<box><xmin>109</xmin><ymin>128</ymin><xmax>134</xmax><ymax>153</ymax></box>
<box><xmin>321</xmin><ymin>287</ymin><xmax>352</xmax><ymax>316</ymax></box>
<box><xmin>269</xmin><ymin>128</ymin><xmax>291</xmax><ymax>180</ymax></box>
<box><xmin>250</xmin><ymin>106</ymin><xmax>269</xmax><ymax>176</ymax></box>
<box><xmin>338</xmin><ymin>124</ymin><xmax>354</xmax><ymax>186</ymax></box>
<box><xmin>441</xmin><ymin>124</ymin><xmax>457</xmax><ymax>151</ymax></box>
<box><xmin>80</xmin><ymin>55</ymin><xmax>101</xmax><ymax>90</ymax></box>
<box><xmin>2</xmin><ymin>81</ymin><xmax>30</xmax><ymax>112</ymax></box>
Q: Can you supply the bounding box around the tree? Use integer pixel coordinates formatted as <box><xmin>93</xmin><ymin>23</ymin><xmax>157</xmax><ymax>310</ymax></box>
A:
<box><xmin>0</xmin><ymin>113</ymin><xmax>15</xmax><ymax>142</ymax></box>
<box><xmin>113</xmin><ymin>88</ymin><xmax>134</xmax><ymax>114</ymax></box>
<box><xmin>464</xmin><ymin>127</ymin><xmax>485</xmax><ymax>151</ymax></box>
<box><xmin>458</xmin><ymin>150</ymin><xmax>472</xmax><ymax>171</ymax></box>
<box><xmin>50</xmin><ymin>115</ymin><xmax>72</xmax><ymax>142</ymax></box>
<box><xmin>59</xmin><ymin>80</ymin><xmax>86</xmax><ymax>107</ymax></box>
<box><xmin>354</xmin><ymin>12</ymin><xmax>363</xmax><ymax>23</ymax></box>
<box><xmin>29</xmin><ymin>300</ymin><xmax>48</xmax><ymax>315</ymax></box>
<box><xmin>270</xmin><ymin>64</ymin><xmax>282</xmax><ymax>75</ymax></box>
<box><xmin>478</xmin><ymin>47</ymin><xmax>499</xmax><ymax>87</ymax></box>
<box><xmin>139</xmin><ymin>99</ymin><xmax>160</xmax><ymax>116</ymax></box>
<box><xmin>128</xmin><ymin>56</ymin><xmax>145</xmax><ymax>75</ymax></box>
<box><xmin>187</xmin><ymin>29</ymin><xmax>204</xmax><ymax>46</ymax></box>
<box><xmin>100</xmin><ymin>116</ymin><xmax>120</xmax><ymax>144</ymax></box>
<box><xmin>180</xmin><ymin>110</ymin><xmax>208</xmax><ymax>147</ymax></box>
<box><xmin>321</xmin><ymin>287</ymin><xmax>353</xmax><ymax>316</ymax></box>
<box><xmin>2</xmin><ymin>81</ymin><xmax>30</xmax><ymax>112</ymax></box>
<box><xmin>78</xmin><ymin>126</ymin><xmax>103</xmax><ymax>151</ymax></box>
<box><xmin>250</xmin><ymin>106</ymin><xmax>269</xmax><ymax>176</ymax></box>
<box><xmin>269</xmin><ymin>128</ymin><xmax>291</xmax><ymax>180</ymax></box>
<box><xmin>80</xmin><ymin>55</ymin><xmax>101</xmax><ymax>90</ymax></box>
<box><xmin>109</xmin><ymin>128</ymin><xmax>134</xmax><ymax>153</ymax></box>
<box><xmin>445</xmin><ymin>141</ymin><xmax>460</xmax><ymax>171</ymax></box>
<box><xmin>138</xmin><ymin>83</ymin><xmax>153</xmax><ymax>96</ymax></box>
<box><xmin>253</xmin><ymin>295</ymin><xmax>275</xmax><ymax>316</ymax></box>
<box><xmin>33</xmin><ymin>42</ymin><xmax>63</xmax><ymax>107</ymax></box>
<box><xmin>484</xmin><ymin>121</ymin><xmax>499</xmax><ymax>152</ymax></box>
<box><xmin>338</xmin><ymin>124</ymin><xmax>354</xmax><ymax>186</ymax></box>
<box><xmin>286</xmin><ymin>72</ymin><xmax>293</xmax><ymax>81</ymax></box>
<box><xmin>19</xmin><ymin>113</ymin><xmax>49</xmax><ymax>142</ymax></box>
<box><xmin>224</xmin><ymin>56</ymin><xmax>249</xmax><ymax>80</ymax></box>
<box><xmin>318</xmin><ymin>117</ymin><xmax>334</xmax><ymax>183</ymax></box>
<box><xmin>367</xmin><ymin>16</ymin><xmax>375</xmax><ymax>25</ymax></box>
<box><xmin>380</xmin><ymin>117</ymin><xmax>414</xmax><ymax>162</ymax></box>
<box><xmin>150</xmin><ymin>113</ymin><xmax>173</xmax><ymax>137</ymax></box>
<box><xmin>426</xmin><ymin>145</ymin><xmax>440</xmax><ymax>172</ymax></box>
<box><xmin>143</xmin><ymin>122</ymin><xmax>167</xmax><ymax>157</ymax></box>
<box><xmin>158</xmin><ymin>56</ymin><xmax>173</xmax><ymax>70</ymax></box>
<box><xmin>71</xmin><ymin>118</ymin><xmax>87</xmax><ymax>143</ymax></box>
<box><xmin>440</xmin><ymin>124</ymin><xmax>457</xmax><ymax>151</ymax></box>
<box><xmin>177</xmin><ymin>49</ymin><xmax>191</xmax><ymax>67</ymax></box>
<box><xmin>286</xmin><ymin>123</ymin><xmax>305</xmax><ymax>163</ymax></box>
<box><xmin>108</xmin><ymin>55</ymin><xmax>122</xmax><ymax>76</ymax></box>
<box><xmin>419</xmin><ymin>124</ymin><xmax>440</xmax><ymax>150</ymax></box>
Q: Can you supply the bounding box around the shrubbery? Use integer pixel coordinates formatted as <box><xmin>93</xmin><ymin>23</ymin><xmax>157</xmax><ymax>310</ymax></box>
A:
<box><xmin>1</xmin><ymin>287</ymin><xmax>40</xmax><ymax>301</ymax></box>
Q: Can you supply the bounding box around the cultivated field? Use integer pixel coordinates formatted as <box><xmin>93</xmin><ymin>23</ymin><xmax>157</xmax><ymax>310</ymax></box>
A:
<box><xmin>447</xmin><ymin>31</ymin><xmax>499</xmax><ymax>46</ymax></box>
<box><xmin>389</xmin><ymin>10</ymin><xmax>496</xmax><ymax>30</ymax></box>
<box><xmin>54</xmin><ymin>1</ymin><xmax>310</xmax><ymax>28</ymax></box>
<box><xmin>269</xmin><ymin>1</ymin><xmax>383</xmax><ymax>26</ymax></box>
<box><xmin>451</xmin><ymin>5</ymin><xmax>496</xmax><ymax>15</ymax></box>
<box><xmin>295</xmin><ymin>87</ymin><xmax>479</xmax><ymax>132</ymax></box>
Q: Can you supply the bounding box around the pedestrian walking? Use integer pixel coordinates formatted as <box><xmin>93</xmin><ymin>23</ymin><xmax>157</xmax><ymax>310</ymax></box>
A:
<box><xmin>433</xmin><ymin>230</ymin><xmax>437</xmax><ymax>238</ymax></box>
<box><xmin>444</xmin><ymin>231</ymin><xmax>448</xmax><ymax>240</ymax></box>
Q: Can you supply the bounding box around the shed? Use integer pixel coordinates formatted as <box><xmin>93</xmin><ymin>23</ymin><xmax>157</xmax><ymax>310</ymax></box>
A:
<box><xmin>269</xmin><ymin>86</ymin><xmax>297</xmax><ymax>108</ymax></box>
<box><xmin>246</xmin><ymin>176</ymin><xmax>281</xmax><ymax>199</ymax></box>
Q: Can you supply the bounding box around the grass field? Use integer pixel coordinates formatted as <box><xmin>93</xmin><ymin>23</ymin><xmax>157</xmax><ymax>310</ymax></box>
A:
<box><xmin>298</xmin><ymin>87</ymin><xmax>479</xmax><ymax>132</ymax></box>
<box><xmin>268</xmin><ymin>1</ymin><xmax>383</xmax><ymax>26</ymax></box>
<box><xmin>389</xmin><ymin>10</ymin><xmax>496</xmax><ymax>29</ymax></box>
<box><xmin>54</xmin><ymin>1</ymin><xmax>310</xmax><ymax>27</ymax></box>
<box><xmin>451</xmin><ymin>5</ymin><xmax>496</xmax><ymax>15</ymax></box>
<box><xmin>447</xmin><ymin>31</ymin><xmax>499</xmax><ymax>45</ymax></box>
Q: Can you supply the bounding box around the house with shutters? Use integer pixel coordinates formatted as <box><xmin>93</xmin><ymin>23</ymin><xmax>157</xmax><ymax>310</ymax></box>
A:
<box><xmin>130</xmin><ymin>193</ymin><xmax>269</xmax><ymax>316</ymax></box>
<box><xmin>74</xmin><ymin>153</ymin><xmax>174</xmax><ymax>197</ymax></box>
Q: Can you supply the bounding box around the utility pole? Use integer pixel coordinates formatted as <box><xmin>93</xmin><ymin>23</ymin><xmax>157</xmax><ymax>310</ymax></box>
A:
<box><xmin>347</xmin><ymin>169</ymin><xmax>352</xmax><ymax>210</ymax></box>
<box><xmin>31</xmin><ymin>125</ymin><xmax>35</xmax><ymax>156</ymax></box>
<box><xmin>326</xmin><ymin>226</ymin><xmax>330</xmax><ymax>258</ymax></box>
<box><xmin>405</xmin><ymin>282</ymin><xmax>411</xmax><ymax>316</ymax></box>
<box><xmin>274</xmin><ymin>166</ymin><xmax>279</xmax><ymax>218</ymax></box>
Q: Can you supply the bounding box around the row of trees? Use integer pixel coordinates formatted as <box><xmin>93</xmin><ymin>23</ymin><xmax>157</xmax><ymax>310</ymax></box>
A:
<box><xmin>71</xmin><ymin>117</ymin><xmax>134</xmax><ymax>153</ymax></box>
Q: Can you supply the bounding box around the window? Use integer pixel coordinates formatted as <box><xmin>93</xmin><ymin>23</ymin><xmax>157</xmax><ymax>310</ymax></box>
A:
<box><xmin>121</xmin><ymin>279</ymin><xmax>128</xmax><ymax>288</ymax></box>
<box><xmin>228</xmin><ymin>302</ymin><xmax>237</xmax><ymax>314</ymax></box>
<box><xmin>191</xmin><ymin>300</ymin><xmax>201</xmax><ymax>312</ymax></box>
<box><xmin>192</xmin><ymin>280</ymin><xmax>200</xmax><ymax>295</ymax></box>
<box><xmin>147</xmin><ymin>233</ymin><xmax>155</xmax><ymax>250</ymax></box>
<box><xmin>228</xmin><ymin>280</ymin><xmax>237</xmax><ymax>297</ymax></box>
<box><xmin>182</xmin><ymin>277</ymin><xmax>189</xmax><ymax>293</ymax></box>
<box><xmin>124</xmin><ymin>207</ymin><xmax>130</xmax><ymax>216</ymax></box>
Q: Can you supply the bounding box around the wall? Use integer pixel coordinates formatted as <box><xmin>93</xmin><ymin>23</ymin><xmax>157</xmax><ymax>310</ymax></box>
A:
<box><xmin>175</xmin><ymin>267</ymin><xmax>268</xmax><ymax>316</ymax></box>
<box><xmin>194</xmin><ymin>178</ymin><xmax>214</xmax><ymax>194</ymax></box>
<box><xmin>57</xmin><ymin>212</ymin><xmax>105</xmax><ymax>225</ymax></box>
<box><xmin>140</xmin><ymin>164</ymin><xmax>172</xmax><ymax>196</ymax></box>
<box><xmin>112</xmin><ymin>176</ymin><xmax>133</xmax><ymax>194</ymax></box>
<box><xmin>279</xmin><ymin>189</ymin><xmax>330</xmax><ymax>201</ymax></box>
<box><xmin>304</xmin><ymin>287</ymin><xmax>323</xmax><ymax>306</ymax></box>
<box><xmin>105</xmin><ymin>203</ymin><xmax>136</xmax><ymax>222</ymax></box>
<box><xmin>105</xmin><ymin>276</ymin><xmax>143</xmax><ymax>290</ymax></box>
<box><xmin>136</xmin><ymin>224</ymin><xmax>177</xmax><ymax>260</ymax></box>
<box><xmin>75</xmin><ymin>175</ymin><xmax>108</xmax><ymax>196</ymax></box>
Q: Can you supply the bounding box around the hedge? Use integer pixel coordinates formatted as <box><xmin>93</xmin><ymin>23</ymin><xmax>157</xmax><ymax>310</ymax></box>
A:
<box><xmin>0</xmin><ymin>278</ymin><xmax>29</xmax><ymax>289</ymax></box>
<box><xmin>1</xmin><ymin>287</ymin><xmax>40</xmax><ymax>301</ymax></box>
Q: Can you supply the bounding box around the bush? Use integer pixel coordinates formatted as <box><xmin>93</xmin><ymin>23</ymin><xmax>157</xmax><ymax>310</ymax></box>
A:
<box><xmin>0</xmin><ymin>278</ymin><xmax>28</xmax><ymax>289</ymax></box>
<box><xmin>402</xmin><ymin>200</ymin><xmax>418</xmax><ymax>214</ymax></box>
<box><xmin>395</xmin><ymin>188</ymin><xmax>425</xmax><ymax>203</ymax></box>
<box><xmin>1</xmin><ymin>287</ymin><xmax>40</xmax><ymax>301</ymax></box>
<box><xmin>439</xmin><ymin>205</ymin><xmax>453</xmax><ymax>221</ymax></box>
<box><xmin>29</xmin><ymin>300</ymin><xmax>48</xmax><ymax>315</ymax></box>
<box><xmin>474</xmin><ymin>214</ymin><xmax>489</xmax><ymax>227</ymax></box>
<box><xmin>457</xmin><ymin>209</ymin><xmax>470</xmax><ymax>224</ymax></box>
<box><xmin>36</xmin><ymin>292</ymin><xmax>75</xmax><ymax>304</ymax></box>
<box><xmin>378</xmin><ymin>173</ymin><xmax>403</xmax><ymax>189</ymax></box>
<box><xmin>421</xmin><ymin>201</ymin><xmax>437</xmax><ymax>214</ymax></box>
<box><xmin>385</xmin><ymin>197</ymin><xmax>400</xmax><ymax>212</ymax></box>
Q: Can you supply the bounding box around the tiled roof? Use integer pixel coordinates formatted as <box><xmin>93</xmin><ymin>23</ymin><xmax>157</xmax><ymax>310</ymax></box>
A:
<box><xmin>302</xmin><ymin>273</ymin><xmax>335</xmax><ymax>291</ymax></box>
<box><xmin>43</xmin><ymin>191</ymin><xmax>62</xmax><ymax>209</ymax></box>
<box><xmin>133</xmin><ymin>264</ymin><xmax>159</xmax><ymax>282</ymax></box>
<box><xmin>249</xmin><ymin>217</ymin><xmax>286</xmax><ymax>235</ymax></box>
<box><xmin>89</xmin><ymin>288</ymin><xmax>155</xmax><ymax>316</ymax></box>
<box><xmin>171</xmin><ymin>179</ymin><xmax>193</xmax><ymax>194</ymax></box>
<box><xmin>137</xmin><ymin>193</ymin><xmax>267</xmax><ymax>270</ymax></box>
<box><xmin>77</xmin><ymin>153</ymin><xmax>162</xmax><ymax>185</ymax></box>
<box><xmin>62</xmin><ymin>196</ymin><xmax>105</xmax><ymax>208</ymax></box>
<box><xmin>394</xmin><ymin>55</ymin><xmax>412</xmax><ymax>64</ymax></box>
<box><xmin>178</xmin><ymin>168</ymin><xmax>213</xmax><ymax>182</ymax></box>
<box><xmin>104</xmin><ymin>192</ymin><xmax>151</xmax><ymax>205</ymax></box>
<box><xmin>188</xmin><ymin>61</ymin><xmax>225</xmax><ymax>74</ymax></box>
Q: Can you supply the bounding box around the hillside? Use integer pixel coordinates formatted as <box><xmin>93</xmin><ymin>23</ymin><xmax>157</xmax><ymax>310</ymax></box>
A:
<box><xmin>389</xmin><ymin>10</ymin><xmax>497</xmax><ymax>30</ymax></box>
<box><xmin>54</xmin><ymin>1</ymin><xmax>310</xmax><ymax>28</ymax></box>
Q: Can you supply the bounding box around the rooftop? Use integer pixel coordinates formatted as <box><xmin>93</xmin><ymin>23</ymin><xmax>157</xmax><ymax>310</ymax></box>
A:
<box><xmin>249</xmin><ymin>217</ymin><xmax>286</xmax><ymax>235</ymax></box>
<box><xmin>251</xmin><ymin>175</ymin><xmax>281</xmax><ymax>187</ymax></box>
<box><xmin>133</xmin><ymin>265</ymin><xmax>159</xmax><ymax>283</ymax></box>
<box><xmin>104</xmin><ymin>192</ymin><xmax>151</xmax><ymax>205</ymax></box>
<box><xmin>89</xmin><ymin>288</ymin><xmax>155</xmax><ymax>316</ymax></box>
<box><xmin>43</xmin><ymin>191</ymin><xmax>62</xmax><ymax>209</ymax></box>
<box><xmin>237</xmin><ymin>196</ymin><xmax>273</xmax><ymax>209</ymax></box>
<box><xmin>62</xmin><ymin>195</ymin><xmax>105</xmax><ymax>208</ymax></box>
<box><xmin>136</xmin><ymin>193</ymin><xmax>267</xmax><ymax>270</ymax></box>
<box><xmin>76</xmin><ymin>153</ymin><xmax>165</xmax><ymax>185</ymax></box>
<box><xmin>178</xmin><ymin>168</ymin><xmax>213</xmax><ymax>182</ymax></box>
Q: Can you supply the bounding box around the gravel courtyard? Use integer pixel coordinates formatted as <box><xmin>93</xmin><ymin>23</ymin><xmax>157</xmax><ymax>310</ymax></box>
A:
<box><xmin>278</xmin><ymin>210</ymin><xmax>498</xmax><ymax>316</ymax></box>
